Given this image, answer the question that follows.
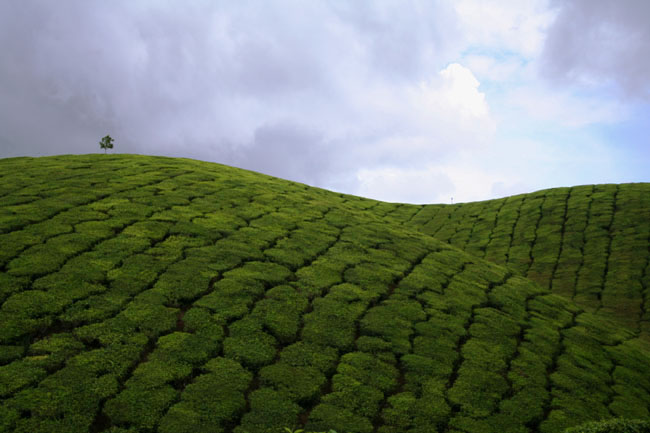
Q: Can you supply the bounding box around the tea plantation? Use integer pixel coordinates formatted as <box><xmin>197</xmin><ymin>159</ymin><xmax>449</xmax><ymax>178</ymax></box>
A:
<box><xmin>393</xmin><ymin>184</ymin><xmax>650</xmax><ymax>336</ymax></box>
<box><xmin>0</xmin><ymin>154</ymin><xmax>649</xmax><ymax>433</ymax></box>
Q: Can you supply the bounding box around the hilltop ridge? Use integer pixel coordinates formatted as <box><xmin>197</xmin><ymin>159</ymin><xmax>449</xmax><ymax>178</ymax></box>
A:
<box><xmin>0</xmin><ymin>154</ymin><xmax>648</xmax><ymax>433</ymax></box>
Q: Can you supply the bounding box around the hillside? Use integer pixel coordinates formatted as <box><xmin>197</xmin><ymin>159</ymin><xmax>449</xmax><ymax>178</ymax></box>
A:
<box><xmin>0</xmin><ymin>154</ymin><xmax>649</xmax><ymax>433</ymax></box>
<box><xmin>388</xmin><ymin>184</ymin><xmax>650</xmax><ymax>336</ymax></box>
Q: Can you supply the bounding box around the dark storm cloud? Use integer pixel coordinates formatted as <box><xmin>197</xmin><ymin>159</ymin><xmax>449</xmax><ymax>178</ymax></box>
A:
<box><xmin>541</xmin><ymin>0</ymin><xmax>650</xmax><ymax>99</ymax></box>
<box><xmin>0</xmin><ymin>0</ymin><xmax>462</xmax><ymax>190</ymax></box>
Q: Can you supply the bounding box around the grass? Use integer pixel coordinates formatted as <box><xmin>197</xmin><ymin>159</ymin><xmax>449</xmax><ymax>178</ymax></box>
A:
<box><xmin>0</xmin><ymin>154</ymin><xmax>649</xmax><ymax>433</ymax></box>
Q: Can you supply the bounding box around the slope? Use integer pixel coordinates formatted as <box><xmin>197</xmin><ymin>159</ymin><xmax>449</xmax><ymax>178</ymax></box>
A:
<box><xmin>0</xmin><ymin>154</ymin><xmax>648</xmax><ymax>433</ymax></box>
<box><xmin>387</xmin><ymin>184</ymin><xmax>650</xmax><ymax>337</ymax></box>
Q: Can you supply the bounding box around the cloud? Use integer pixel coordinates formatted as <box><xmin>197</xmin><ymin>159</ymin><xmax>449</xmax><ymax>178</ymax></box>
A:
<box><xmin>461</xmin><ymin>54</ymin><xmax>525</xmax><ymax>83</ymax></box>
<box><xmin>454</xmin><ymin>0</ymin><xmax>556</xmax><ymax>57</ymax></box>
<box><xmin>235</xmin><ymin>122</ymin><xmax>330</xmax><ymax>186</ymax></box>
<box><xmin>541</xmin><ymin>0</ymin><xmax>650</xmax><ymax>99</ymax></box>
<box><xmin>0</xmin><ymin>2</ymin><xmax>468</xmax><ymax>187</ymax></box>
<box><xmin>1</xmin><ymin>1</ymin><xmax>502</xmax><ymax>204</ymax></box>
<box><xmin>437</xmin><ymin>63</ymin><xmax>489</xmax><ymax>118</ymax></box>
<box><xmin>356</xmin><ymin>166</ymin><xmax>454</xmax><ymax>204</ymax></box>
<box><xmin>355</xmin><ymin>159</ymin><xmax>523</xmax><ymax>205</ymax></box>
<box><xmin>2</xmin><ymin>1</ymin><xmax>643</xmax><ymax>205</ymax></box>
<box><xmin>502</xmin><ymin>86</ymin><xmax>629</xmax><ymax>128</ymax></box>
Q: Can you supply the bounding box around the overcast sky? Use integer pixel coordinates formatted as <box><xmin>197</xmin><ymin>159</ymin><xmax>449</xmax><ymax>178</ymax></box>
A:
<box><xmin>1</xmin><ymin>0</ymin><xmax>648</xmax><ymax>203</ymax></box>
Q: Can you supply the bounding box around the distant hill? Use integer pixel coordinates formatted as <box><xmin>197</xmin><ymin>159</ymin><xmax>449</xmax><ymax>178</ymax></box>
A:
<box><xmin>0</xmin><ymin>154</ymin><xmax>648</xmax><ymax>433</ymax></box>
<box><xmin>390</xmin><ymin>183</ymin><xmax>650</xmax><ymax>336</ymax></box>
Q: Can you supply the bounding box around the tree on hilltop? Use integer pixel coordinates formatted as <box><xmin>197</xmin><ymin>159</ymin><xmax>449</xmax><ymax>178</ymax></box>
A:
<box><xmin>99</xmin><ymin>135</ymin><xmax>114</xmax><ymax>153</ymax></box>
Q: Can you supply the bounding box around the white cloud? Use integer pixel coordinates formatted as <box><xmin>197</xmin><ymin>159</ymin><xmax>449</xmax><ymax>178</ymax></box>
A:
<box><xmin>347</xmin><ymin>62</ymin><xmax>500</xmax><ymax>204</ymax></box>
<box><xmin>1</xmin><ymin>1</ymin><xmax>645</xmax><ymax>206</ymax></box>
<box><xmin>503</xmin><ymin>86</ymin><xmax>629</xmax><ymax>128</ymax></box>
<box><xmin>356</xmin><ymin>128</ymin><xmax>622</xmax><ymax>204</ymax></box>
<box><xmin>404</xmin><ymin>63</ymin><xmax>495</xmax><ymax>145</ymax></box>
<box><xmin>454</xmin><ymin>0</ymin><xmax>557</xmax><ymax>57</ymax></box>
<box><xmin>356</xmin><ymin>166</ymin><xmax>453</xmax><ymax>204</ymax></box>
<box><xmin>355</xmin><ymin>161</ymin><xmax>519</xmax><ymax>204</ymax></box>
<box><xmin>437</xmin><ymin>63</ymin><xmax>489</xmax><ymax>118</ymax></box>
<box><xmin>461</xmin><ymin>54</ymin><xmax>525</xmax><ymax>83</ymax></box>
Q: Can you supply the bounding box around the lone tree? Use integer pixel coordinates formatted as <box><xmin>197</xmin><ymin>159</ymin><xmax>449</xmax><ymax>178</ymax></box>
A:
<box><xmin>99</xmin><ymin>135</ymin><xmax>114</xmax><ymax>153</ymax></box>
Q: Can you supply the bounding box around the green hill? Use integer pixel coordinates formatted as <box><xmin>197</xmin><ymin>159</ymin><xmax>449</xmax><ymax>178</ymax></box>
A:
<box><xmin>0</xmin><ymin>154</ymin><xmax>648</xmax><ymax>433</ymax></box>
<box><xmin>391</xmin><ymin>184</ymin><xmax>650</xmax><ymax>336</ymax></box>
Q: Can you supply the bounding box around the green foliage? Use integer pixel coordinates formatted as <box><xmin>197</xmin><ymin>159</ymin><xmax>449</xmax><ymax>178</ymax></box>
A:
<box><xmin>99</xmin><ymin>134</ymin><xmax>114</xmax><ymax>153</ymax></box>
<box><xmin>224</xmin><ymin>317</ymin><xmax>278</xmax><ymax>369</ymax></box>
<box><xmin>104</xmin><ymin>384</ymin><xmax>177</xmax><ymax>429</ymax></box>
<box><xmin>564</xmin><ymin>418</ymin><xmax>650</xmax><ymax>433</ymax></box>
<box><xmin>252</xmin><ymin>285</ymin><xmax>308</xmax><ymax>344</ymax></box>
<box><xmin>302</xmin><ymin>284</ymin><xmax>369</xmax><ymax>350</ymax></box>
<box><xmin>158</xmin><ymin>357</ymin><xmax>251</xmax><ymax>433</ymax></box>
<box><xmin>307</xmin><ymin>403</ymin><xmax>373</xmax><ymax>433</ymax></box>
<box><xmin>260</xmin><ymin>363</ymin><xmax>326</xmax><ymax>404</ymax></box>
<box><xmin>0</xmin><ymin>361</ymin><xmax>46</xmax><ymax>398</ymax></box>
<box><xmin>278</xmin><ymin>342</ymin><xmax>339</xmax><ymax>374</ymax></box>
<box><xmin>0</xmin><ymin>155</ymin><xmax>649</xmax><ymax>433</ymax></box>
<box><xmin>235</xmin><ymin>387</ymin><xmax>302</xmax><ymax>433</ymax></box>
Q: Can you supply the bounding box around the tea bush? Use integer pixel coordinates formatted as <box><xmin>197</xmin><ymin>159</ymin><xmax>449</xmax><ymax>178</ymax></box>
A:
<box><xmin>0</xmin><ymin>155</ymin><xmax>649</xmax><ymax>433</ymax></box>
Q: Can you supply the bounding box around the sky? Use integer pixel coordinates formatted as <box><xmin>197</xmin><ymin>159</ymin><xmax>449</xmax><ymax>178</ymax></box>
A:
<box><xmin>1</xmin><ymin>0</ymin><xmax>648</xmax><ymax>204</ymax></box>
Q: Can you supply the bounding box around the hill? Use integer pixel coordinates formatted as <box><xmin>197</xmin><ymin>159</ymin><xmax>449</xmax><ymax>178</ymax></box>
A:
<box><xmin>385</xmin><ymin>184</ymin><xmax>650</xmax><ymax>336</ymax></box>
<box><xmin>0</xmin><ymin>154</ymin><xmax>649</xmax><ymax>433</ymax></box>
